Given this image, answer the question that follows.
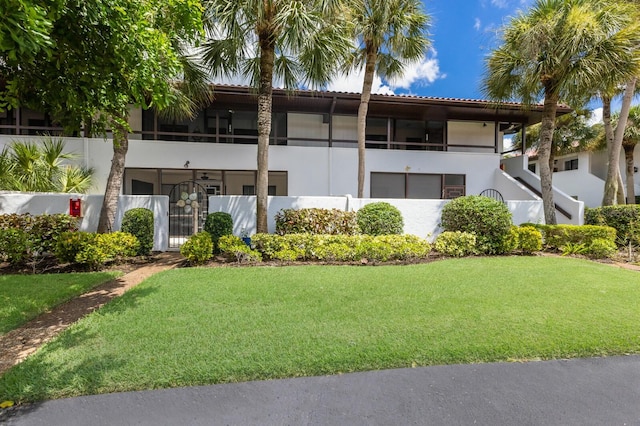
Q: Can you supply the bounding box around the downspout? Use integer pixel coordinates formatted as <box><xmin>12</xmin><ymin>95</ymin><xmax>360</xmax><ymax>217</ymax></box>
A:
<box><xmin>328</xmin><ymin>96</ymin><xmax>336</xmax><ymax>195</ymax></box>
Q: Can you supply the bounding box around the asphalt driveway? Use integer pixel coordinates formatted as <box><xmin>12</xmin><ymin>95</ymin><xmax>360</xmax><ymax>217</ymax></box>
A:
<box><xmin>2</xmin><ymin>355</ymin><xmax>639</xmax><ymax>425</ymax></box>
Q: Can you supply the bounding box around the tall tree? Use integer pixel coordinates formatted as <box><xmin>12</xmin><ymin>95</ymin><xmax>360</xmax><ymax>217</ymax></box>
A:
<box><xmin>343</xmin><ymin>0</ymin><xmax>430</xmax><ymax>198</ymax></box>
<box><xmin>2</xmin><ymin>0</ymin><xmax>207</xmax><ymax>232</ymax></box>
<box><xmin>201</xmin><ymin>0</ymin><xmax>351</xmax><ymax>233</ymax></box>
<box><xmin>0</xmin><ymin>0</ymin><xmax>63</xmax><ymax>109</ymax></box>
<box><xmin>617</xmin><ymin>105</ymin><xmax>640</xmax><ymax>203</ymax></box>
<box><xmin>601</xmin><ymin>0</ymin><xmax>640</xmax><ymax>205</ymax></box>
<box><xmin>482</xmin><ymin>0</ymin><xmax>640</xmax><ymax>224</ymax></box>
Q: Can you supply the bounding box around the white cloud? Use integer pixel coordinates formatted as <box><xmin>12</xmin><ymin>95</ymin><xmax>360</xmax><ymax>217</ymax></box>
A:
<box><xmin>474</xmin><ymin>18</ymin><xmax>482</xmax><ymax>31</ymax></box>
<box><xmin>491</xmin><ymin>0</ymin><xmax>509</xmax><ymax>8</ymax></box>
<box><xmin>326</xmin><ymin>68</ymin><xmax>394</xmax><ymax>95</ymax></box>
<box><xmin>588</xmin><ymin>108</ymin><xmax>603</xmax><ymax>126</ymax></box>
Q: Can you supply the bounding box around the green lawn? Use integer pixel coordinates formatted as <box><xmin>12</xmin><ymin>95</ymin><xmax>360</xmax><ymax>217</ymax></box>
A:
<box><xmin>0</xmin><ymin>272</ymin><xmax>120</xmax><ymax>334</ymax></box>
<box><xmin>2</xmin><ymin>256</ymin><xmax>640</xmax><ymax>402</ymax></box>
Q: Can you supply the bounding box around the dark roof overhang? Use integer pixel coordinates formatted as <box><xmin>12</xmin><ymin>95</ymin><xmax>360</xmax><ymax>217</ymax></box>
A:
<box><xmin>210</xmin><ymin>85</ymin><xmax>572</xmax><ymax>126</ymax></box>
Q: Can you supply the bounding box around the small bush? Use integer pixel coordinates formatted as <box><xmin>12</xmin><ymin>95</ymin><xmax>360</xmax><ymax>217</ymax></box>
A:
<box><xmin>75</xmin><ymin>243</ymin><xmax>108</xmax><ymax>270</ymax></box>
<box><xmin>204</xmin><ymin>212</ymin><xmax>233</xmax><ymax>253</ymax></box>
<box><xmin>275</xmin><ymin>208</ymin><xmax>359</xmax><ymax>235</ymax></box>
<box><xmin>96</xmin><ymin>232</ymin><xmax>139</xmax><ymax>260</ymax></box>
<box><xmin>516</xmin><ymin>226</ymin><xmax>543</xmax><ymax>254</ymax></box>
<box><xmin>121</xmin><ymin>208</ymin><xmax>154</xmax><ymax>256</ymax></box>
<box><xmin>0</xmin><ymin>213</ymin><xmax>79</xmax><ymax>255</ymax></box>
<box><xmin>0</xmin><ymin>228</ymin><xmax>31</xmax><ymax>265</ymax></box>
<box><xmin>434</xmin><ymin>231</ymin><xmax>477</xmax><ymax>257</ymax></box>
<box><xmin>540</xmin><ymin>224</ymin><xmax>616</xmax><ymax>251</ymax></box>
<box><xmin>585</xmin><ymin>238</ymin><xmax>617</xmax><ymax>259</ymax></box>
<box><xmin>180</xmin><ymin>231</ymin><xmax>213</xmax><ymax>266</ymax></box>
<box><xmin>440</xmin><ymin>196</ymin><xmax>512</xmax><ymax>254</ymax></box>
<box><xmin>218</xmin><ymin>235</ymin><xmax>262</xmax><ymax>263</ymax></box>
<box><xmin>54</xmin><ymin>231</ymin><xmax>94</xmax><ymax>263</ymax></box>
<box><xmin>357</xmin><ymin>202</ymin><xmax>404</xmax><ymax>235</ymax></box>
<box><xmin>585</xmin><ymin>205</ymin><xmax>640</xmax><ymax>246</ymax></box>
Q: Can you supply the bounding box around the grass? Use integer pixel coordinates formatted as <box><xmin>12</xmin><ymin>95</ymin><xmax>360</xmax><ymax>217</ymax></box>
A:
<box><xmin>0</xmin><ymin>272</ymin><xmax>120</xmax><ymax>334</ymax></box>
<box><xmin>1</xmin><ymin>256</ymin><xmax>640</xmax><ymax>402</ymax></box>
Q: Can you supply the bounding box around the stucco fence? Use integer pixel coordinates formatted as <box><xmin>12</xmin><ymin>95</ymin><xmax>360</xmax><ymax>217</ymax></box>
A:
<box><xmin>0</xmin><ymin>193</ymin><xmax>545</xmax><ymax>251</ymax></box>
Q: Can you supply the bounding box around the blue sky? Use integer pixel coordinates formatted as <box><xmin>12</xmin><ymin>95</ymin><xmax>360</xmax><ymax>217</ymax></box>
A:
<box><xmin>327</xmin><ymin>0</ymin><xmax>533</xmax><ymax>99</ymax></box>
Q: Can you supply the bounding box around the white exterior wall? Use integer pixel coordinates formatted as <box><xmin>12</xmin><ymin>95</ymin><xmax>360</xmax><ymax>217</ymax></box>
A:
<box><xmin>447</xmin><ymin>121</ymin><xmax>494</xmax><ymax>152</ymax></box>
<box><xmin>209</xmin><ymin>195</ymin><xmax>544</xmax><ymax>241</ymax></box>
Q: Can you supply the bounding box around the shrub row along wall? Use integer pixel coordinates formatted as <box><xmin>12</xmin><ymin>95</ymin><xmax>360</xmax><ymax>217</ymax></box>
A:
<box><xmin>0</xmin><ymin>193</ymin><xmax>168</xmax><ymax>251</ymax></box>
<box><xmin>1</xmin><ymin>193</ymin><xmax>549</xmax><ymax>248</ymax></box>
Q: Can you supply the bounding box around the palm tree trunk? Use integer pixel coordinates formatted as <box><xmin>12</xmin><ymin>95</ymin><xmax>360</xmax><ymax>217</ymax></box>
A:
<box><xmin>604</xmin><ymin>79</ymin><xmax>637</xmax><ymax>205</ymax></box>
<box><xmin>357</xmin><ymin>47</ymin><xmax>377</xmax><ymax>198</ymax></box>
<box><xmin>624</xmin><ymin>144</ymin><xmax>636</xmax><ymax>204</ymax></box>
<box><xmin>602</xmin><ymin>96</ymin><xmax>616</xmax><ymax>205</ymax></box>
<box><xmin>97</xmin><ymin>117</ymin><xmax>129</xmax><ymax>233</ymax></box>
<box><xmin>256</xmin><ymin>31</ymin><xmax>275</xmax><ymax>234</ymax></box>
<box><xmin>538</xmin><ymin>90</ymin><xmax>558</xmax><ymax>225</ymax></box>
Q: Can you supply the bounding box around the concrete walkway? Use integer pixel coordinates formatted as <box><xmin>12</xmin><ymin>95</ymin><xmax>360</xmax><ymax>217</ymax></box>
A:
<box><xmin>2</xmin><ymin>355</ymin><xmax>639</xmax><ymax>425</ymax></box>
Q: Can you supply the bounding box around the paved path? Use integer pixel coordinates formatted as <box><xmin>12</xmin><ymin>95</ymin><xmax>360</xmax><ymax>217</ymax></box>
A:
<box><xmin>2</xmin><ymin>355</ymin><xmax>639</xmax><ymax>425</ymax></box>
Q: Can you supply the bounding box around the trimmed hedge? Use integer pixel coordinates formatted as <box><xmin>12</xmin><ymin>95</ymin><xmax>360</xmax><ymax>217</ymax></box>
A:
<box><xmin>357</xmin><ymin>202</ymin><xmax>404</xmax><ymax>235</ymax></box>
<box><xmin>275</xmin><ymin>208</ymin><xmax>359</xmax><ymax>235</ymax></box>
<box><xmin>204</xmin><ymin>212</ymin><xmax>233</xmax><ymax>253</ymax></box>
<box><xmin>251</xmin><ymin>233</ymin><xmax>431</xmax><ymax>262</ymax></box>
<box><xmin>121</xmin><ymin>208</ymin><xmax>154</xmax><ymax>256</ymax></box>
<box><xmin>440</xmin><ymin>196</ymin><xmax>513</xmax><ymax>254</ymax></box>
<box><xmin>0</xmin><ymin>213</ymin><xmax>79</xmax><ymax>254</ymax></box>
<box><xmin>534</xmin><ymin>224</ymin><xmax>617</xmax><ymax>251</ymax></box>
<box><xmin>585</xmin><ymin>205</ymin><xmax>640</xmax><ymax>246</ymax></box>
<box><xmin>54</xmin><ymin>231</ymin><xmax>140</xmax><ymax>268</ymax></box>
<box><xmin>434</xmin><ymin>231</ymin><xmax>477</xmax><ymax>257</ymax></box>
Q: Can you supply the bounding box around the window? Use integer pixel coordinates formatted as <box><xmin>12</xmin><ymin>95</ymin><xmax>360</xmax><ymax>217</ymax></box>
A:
<box><xmin>242</xmin><ymin>185</ymin><xmax>276</xmax><ymax>196</ymax></box>
<box><xmin>371</xmin><ymin>172</ymin><xmax>465</xmax><ymax>199</ymax></box>
<box><xmin>528</xmin><ymin>163</ymin><xmax>536</xmax><ymax>173</ymax></box>
<box><xmin>564</xmin><ymin>158</ymin><xmax>578</xmax><ymax>171</ymax></box>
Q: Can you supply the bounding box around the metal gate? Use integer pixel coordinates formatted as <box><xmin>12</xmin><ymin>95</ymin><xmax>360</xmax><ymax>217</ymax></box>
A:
<box><xmin>168</xmin><ymin>181</ymin><xmax>209</xmax><ymax>248</ymax></box>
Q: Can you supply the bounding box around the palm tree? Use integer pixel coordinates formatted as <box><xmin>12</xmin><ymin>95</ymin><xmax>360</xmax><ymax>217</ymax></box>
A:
<box><xmin>0</xmin><ymin>136</ymin><xmax>94</xmax><ymax>193</ymax></box>
<box><xmin>344</xmin><ymin>0</ymin><xmax>430</xmax><ymax>198</ymax></box>
<box><xmin>201</xmin><ymin>0</ymin><xmax>351</xmax><ymax>233</ymax></box>
<box><xmin>620</xmin><ymin>105</ymin><xmax>640</xmax><ymax>203</ymax></box>
<box><xmin>482</xmin><ymin>0</ymin><xmax>640</xmax><ymax>224</ymax></box>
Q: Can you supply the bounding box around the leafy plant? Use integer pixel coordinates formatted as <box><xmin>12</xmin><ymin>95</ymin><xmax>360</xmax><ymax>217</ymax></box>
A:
<box><xmin>561</xmin><ymin>243</ymin><xmax>588</xmax><ymax>256</ymax></box>
<box><xmin>434</xmin><ymin>231</ymin><xmax>477</xmax><ymax>257</ymax></box>
<box><xmin>96</xmin><ymin>232</ymin><xmax>140</xmax><ymax>261</ymax></box>
<box><xmin>275</xmin><ymin>208</ymin><xmax>359</xmax><ymax>235</ymax></box>
<box><xmin>585</xmin><ymin>238</ymin><xmax>617</xmax><ymax>259</ymax></box>
<box><xmin>585</xmin><ymin>205</ymin><xmax>640</xmax><ymax>246</ymax></box>
<box><xmin>121</xmin><ymin>208</ymin><xmax>154</xmax><ymax>256</ymax></box>
<box><xmin>357</xmin><ymin>202</ymin><xmax>404</xmax><ymax>235</ymax></box>
<box><xmin>204</xmin><ymin>212</ymin><xmax>233</xmax><ymax>253</ymax></box>
<box><xmin>180</xmin><ymin>231</ymin><xmax>214</xmax><ymax>266</ymax></box>
<box><xmin>0</xmin><ymin>228</ymin><xmax>31</xmax><ymax>265</ymax></box>
<box><xmin>217</xmin><ymin>235</ymin><xmax>262</xmax><ymax>263</ymax></box>
<box><xmin>440</xmin><ymin>196</ymin><xmax>512</xmax><ymax>254</ymax></box>
<box><xmin>516</xmin><ymin>226</ymin><xmax>543</xmax><ymax>254</ymax></box>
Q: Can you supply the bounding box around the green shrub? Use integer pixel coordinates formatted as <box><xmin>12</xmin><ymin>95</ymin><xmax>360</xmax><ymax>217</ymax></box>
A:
<box><xmin>275</xmin><ymin>208</ymin><xmax>359</xmax><ymax>235</ymax></box>
<box><xmin>54</xmin><ymin>231</ymin><xmax>91</xmax><ymax>263</ymax></box>
<box><xmin>539</xmin><ymin>224</ymin><xmax>616</xmax><ymax>251</ymax></box>
<box><xmin>440</xmin><ymin>196</ymin><xmax>513</xmax><ymax>254</ymax></box>
<box><xmin>96</xmin><ymin>232</ymin><xmax>139</xmax><ymax>260</ymax></box>
<box><xmin>217</xmin><ymin>235</ymin><xmax>262</xmax><ymax>263</ymax></box>
<box><xmin>357</xmin><ymin>202</ymin><xmax>404</xmax><ymax>235</ymax></box>
<box><xmin>75</xmin><ymin>243</ymin><xmax>108</xmax><ymax>270</ymax></box>
<box><xmin>252</xmin><ymin>233</ymin><xmax>430</xmax><ymax>262</ymax></box>
<box><xmin>180</xmin><ymin>231</ymin><xmax>214</xmax><ymax>266</ymax></box>
<box><xmin>204</xmin><ymin>212</ymin><xmax>233</xmax><ymax>253</ymax></box>
<box><xmin>0</xmin><ymin>228</ymin><xmax>31</xmax><ymax>265</ymax></box>
<box><xmin>585</xmin><ymin>205</ymin><xmax>640</xmax><ymax>246</ymax></box>
<box><xmin>516</xmin><ymin>226</ymin><xmax>543</xmax><ymax>254</ymax></box>
<box><xmin>121</xmin><ymin>208</ymin><xmax>154</xmax><ymax>256</ymax></box>
<box><xmin>434</xmin><ymin>231</ymin><xmax>477</xmax><ymax>257</ymax></box>
<box><xmin>501</xmin><ymin>226</ymin><xmax>519</xmax><ymax>254</ymax></box>
<box><xmin>0</xmin><ymin>213</ymin><xmax>79</xmax><ymax>254</ymax></box>
<box><xmin>585</xmin><ymin>238</ymin><xmax>617</xmax><ymax>259</ymax></box>
<box><xmin>561</xmin><ymin>242</ymin><xmax>588</xmax><ymax>256</ymax></box>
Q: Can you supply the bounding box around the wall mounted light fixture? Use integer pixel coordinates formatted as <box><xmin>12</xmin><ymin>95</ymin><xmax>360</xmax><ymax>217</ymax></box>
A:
<box><xmin>184</xmin><ymin>161</ymin><xmax>190</xmax><ymax>168</ymax></box>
